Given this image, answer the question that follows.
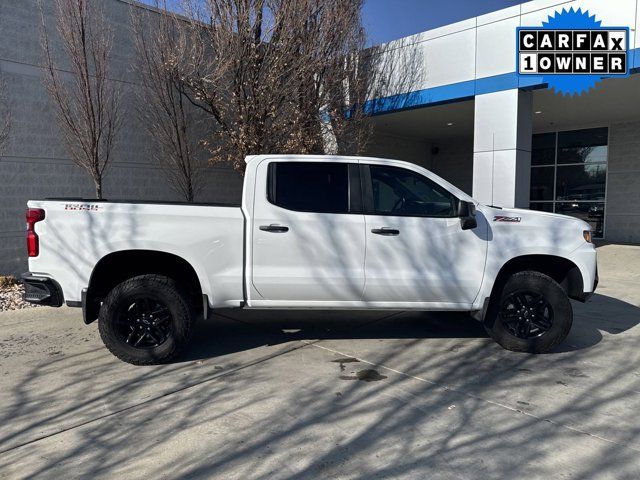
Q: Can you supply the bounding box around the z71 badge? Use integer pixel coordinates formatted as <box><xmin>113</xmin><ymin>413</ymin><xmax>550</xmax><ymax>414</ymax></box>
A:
<box><xmin>494</xmin><ymin>216</ymin><xmax>521</xmax><ymax>223</ymax></box>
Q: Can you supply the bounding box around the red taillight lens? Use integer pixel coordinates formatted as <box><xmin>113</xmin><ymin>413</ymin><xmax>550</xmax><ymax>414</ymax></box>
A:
<box><xmin>26</xmin><ymin>208</ymin><xmax>45</xmax><ymax>257</ymax></box>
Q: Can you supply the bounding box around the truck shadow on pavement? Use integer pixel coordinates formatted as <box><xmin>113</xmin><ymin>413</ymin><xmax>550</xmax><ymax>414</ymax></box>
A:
<box><xmin>183</xmin><ymin>293</ymin><xmax>640</xmax><ymax>362</ymax></box>
<box><xmin>184</xmin><ymin>310</ymin><xmax>485</xmax><ymax>362</ymax></box>
<box><xmin>1</xmin><ymin>293</ymin><xmax>639</xmax><ymax>479</ymax></box>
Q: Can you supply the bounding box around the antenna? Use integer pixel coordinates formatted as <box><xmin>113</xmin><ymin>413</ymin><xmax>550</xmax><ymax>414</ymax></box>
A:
<box><xmin>491</xmin><ymin>133</ymin><xmax>495</xmax><ymax>206</ymax></box>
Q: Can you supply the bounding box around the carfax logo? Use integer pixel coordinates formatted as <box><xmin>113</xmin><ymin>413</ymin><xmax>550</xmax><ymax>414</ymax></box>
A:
<box><xmin>517</xmin><ymin>8</ymin><xmax>629</xmax><ymax>96</ymax></box>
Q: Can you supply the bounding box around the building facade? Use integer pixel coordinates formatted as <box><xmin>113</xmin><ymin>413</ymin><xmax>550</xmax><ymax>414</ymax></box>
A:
<box><xmin>365</xmin><ymin>0</ymin><xmax>640</xmax><ymax>244</ymax></box>
<box><xmin>0</xmin><ymin>0</ymin><xmax>243</xmax><ymax>275</ymax></box>
<box><xmin>0</xmin><ymin>0</ymin><xmax>639</xmax><ymax>276</ymax></box>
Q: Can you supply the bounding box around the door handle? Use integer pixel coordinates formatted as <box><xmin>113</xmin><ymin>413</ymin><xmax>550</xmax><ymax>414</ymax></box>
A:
<box><xmin>260</xmin><ymin>224</ymin><xmax>289</xmax><ymax>233</ymax></box>
<box><xmin>371</xmin><ymin>227</ymin><xmax>400</xmax><ymax>236</ymax></box>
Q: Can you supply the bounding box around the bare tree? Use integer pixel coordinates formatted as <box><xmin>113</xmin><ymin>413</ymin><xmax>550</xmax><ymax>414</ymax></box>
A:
<box><xmin>173</xmin><ymin>0</ymin><xmax>414</xmax><ymax>173</ymax></box>
<box><xmin>131</xmin><ymin>2</ymin><xmax>206</xmax><ymax>202</ymax></box>
<box><xmin>40</xmin><ymin>0</ymin><xmax>123</xmax><ymax>199</ymax></box>
<box><xmin>0</xmin><ymin>78</ymin><xmax>11</xmax><ymax>153</ymax></box>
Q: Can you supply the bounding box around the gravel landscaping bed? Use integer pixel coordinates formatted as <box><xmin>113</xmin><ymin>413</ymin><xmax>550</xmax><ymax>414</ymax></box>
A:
<box><xmin>0</xmin><ymin>282</ymin><xmax>39</xmax><ymax>312</ymax></box>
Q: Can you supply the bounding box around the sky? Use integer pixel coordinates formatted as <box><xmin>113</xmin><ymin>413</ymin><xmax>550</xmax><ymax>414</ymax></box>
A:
<box><xmin>362</xmin><ymin>0</ymin><xmax>524</xmax><ymax>45</ymax></box>
<box><xmin>140</xmin><ymin>0</ymin><xmax>525</xmax><ymax>45</ymax></box>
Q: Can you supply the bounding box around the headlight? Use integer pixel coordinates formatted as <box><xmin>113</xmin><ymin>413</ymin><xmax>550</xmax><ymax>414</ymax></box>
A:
<box><xmin>583</xmin><ymin>230</ymin><xmax>592</xmax><ymax>243</ymax></box>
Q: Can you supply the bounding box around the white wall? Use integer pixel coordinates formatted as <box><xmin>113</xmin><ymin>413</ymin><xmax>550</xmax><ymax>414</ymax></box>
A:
<box><xmin>378</xmin><ymin>0</ymin><xmax>639</xmax><ymax>99</ymax></box>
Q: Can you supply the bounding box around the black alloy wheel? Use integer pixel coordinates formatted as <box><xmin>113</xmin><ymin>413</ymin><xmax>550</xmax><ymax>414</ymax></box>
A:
<box><xmin>484</xmin><ymin>271</ymin><xmax>572</xmax><ymax>354</ymax></box>
<box><xmin>499</xmin><ymin>291</ymin><xmax>554</xmax><ymax>339</ymax></box>
<box><xmin>115</xmin><ymin>298</ymin><xmax>172</xmax><ymax>349</ymax></box>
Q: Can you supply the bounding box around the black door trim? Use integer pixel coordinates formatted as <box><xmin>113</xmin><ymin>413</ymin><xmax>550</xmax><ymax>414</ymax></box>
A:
<box><xmin>359</xmin><ymin>164</ymin><xmax>374</xmax><ymax>214</ymax></box>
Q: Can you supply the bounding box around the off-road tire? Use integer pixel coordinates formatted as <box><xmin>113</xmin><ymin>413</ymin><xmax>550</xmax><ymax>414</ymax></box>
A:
<box><xmin>485</xmin><ymin>271</ymin><xmax>572</xmax><ymax>353</ymax></box>
<box><xmin>98</xmin><ymin>275</ymin><xmax>193</xmax><ymax>365</ymax></box>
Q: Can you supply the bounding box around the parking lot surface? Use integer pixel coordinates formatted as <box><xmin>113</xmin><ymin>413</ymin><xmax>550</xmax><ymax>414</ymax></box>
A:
<box><xmin>1</xmin><ymin>244</ymin><xmax>639</xmax><ymax>479</ymax></box>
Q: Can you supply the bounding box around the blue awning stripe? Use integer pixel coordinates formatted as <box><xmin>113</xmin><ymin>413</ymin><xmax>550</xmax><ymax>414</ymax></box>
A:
<box><xmin>367</xmin><ymin>47</ymin><xmax>640</xmax><ymax>115</ymax></box>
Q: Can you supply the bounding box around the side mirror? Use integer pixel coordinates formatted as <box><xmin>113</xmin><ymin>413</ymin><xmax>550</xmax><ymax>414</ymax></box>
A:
<box><xmin>457</xmin><ymin>201</ymin><xmax>477</xmax><ymax>230</ymax></box>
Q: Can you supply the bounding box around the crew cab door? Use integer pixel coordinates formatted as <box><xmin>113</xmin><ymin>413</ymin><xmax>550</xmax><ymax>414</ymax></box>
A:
<box><xmin>250</xmin><ymin>159</ymin><xmax>366</xmax><ymax>304</ymax></box>
<box><xmin>361</xmin><ymin>162</ymin><xmax>487</xmax><ymax>306</ymax></box>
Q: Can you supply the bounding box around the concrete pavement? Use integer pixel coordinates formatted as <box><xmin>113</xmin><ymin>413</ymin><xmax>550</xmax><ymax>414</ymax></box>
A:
<box><xmin>0</xmin><ymin>244</ymin><xmax>639</xmax><ymax>479</ymax></box>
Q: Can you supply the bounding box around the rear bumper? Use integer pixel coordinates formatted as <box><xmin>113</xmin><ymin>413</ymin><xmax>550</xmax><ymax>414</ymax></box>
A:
<box><xmin>21</xmin><ymin>273</ymin><xmax>64</xmax><ymax>307</ymax></box>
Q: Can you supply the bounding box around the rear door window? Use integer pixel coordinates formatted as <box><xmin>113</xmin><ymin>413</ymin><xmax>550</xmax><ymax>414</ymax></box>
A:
<box><xmin>268</xmin><ymin>162</ymin><xmax>350</xmax><ymax>214</ymax></box>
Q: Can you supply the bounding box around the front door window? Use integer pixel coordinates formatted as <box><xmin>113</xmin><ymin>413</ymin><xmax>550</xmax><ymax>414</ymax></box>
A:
<box><xmin>369</xmin><ymin>165</ymin><xmax>457</xmax><ymax>217</ymax></box>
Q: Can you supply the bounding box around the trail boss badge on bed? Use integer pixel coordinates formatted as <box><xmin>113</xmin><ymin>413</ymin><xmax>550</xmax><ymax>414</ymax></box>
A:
<box><xmin>64</xmin><ymin>203</ymin><xmax>100</xmax><ymax>212</ymax></box>
<box><xmin>517</xmin><ymin>8</ymin><xmax>629</xmax><ymax>96</ymax></box>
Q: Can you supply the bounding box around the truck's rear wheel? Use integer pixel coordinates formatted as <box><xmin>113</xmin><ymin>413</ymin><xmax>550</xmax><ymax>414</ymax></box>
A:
<box><xmin>485</xmin><ymin>271</ymin><xmax>572</xmax><ymax>353</ymax></box>
<box><xmin>98</xmin><ymin>275</ymin><xmax>193</xmax><ymax>365</ymax></box>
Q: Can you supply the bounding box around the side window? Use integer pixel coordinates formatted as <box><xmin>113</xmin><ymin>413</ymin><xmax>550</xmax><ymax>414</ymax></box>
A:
<box><xmin>268</xmin><ymin>162</ymin><xmax>349</xmax><ymax>214</ymax></box>
<box><xmin>369</xmin><ymin>165</ymin><xmax>457</xmax><ymax>217</ymax></box>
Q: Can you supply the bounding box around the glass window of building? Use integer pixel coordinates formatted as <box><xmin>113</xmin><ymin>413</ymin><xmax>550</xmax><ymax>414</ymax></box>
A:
<box><xmin>529</xmin><ymin>127</ymin><xmax>608</xmax><ymax>238</ymax></box>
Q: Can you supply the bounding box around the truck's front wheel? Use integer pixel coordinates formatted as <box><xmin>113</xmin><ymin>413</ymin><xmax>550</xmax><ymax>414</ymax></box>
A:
<box><xmin>98</xmin><ymin>275</ymin><xmax>193</xmax><ymax>365</ymax></box>
<box><xmin>485</xmin><ymin>271</ymin><xmax>572</xmax><ymax>353</ymax></box>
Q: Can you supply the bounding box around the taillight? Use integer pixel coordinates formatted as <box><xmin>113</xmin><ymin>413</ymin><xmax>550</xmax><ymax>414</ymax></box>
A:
<box><xmin>26</xmin><ymin>208</ymin><xmax>45</xmax><ymax>257</ymax></box>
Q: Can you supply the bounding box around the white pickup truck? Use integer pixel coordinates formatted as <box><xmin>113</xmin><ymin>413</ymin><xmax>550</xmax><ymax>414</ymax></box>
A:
<box><xmin>23</xmin><ymin>155</ymin><xmax>597</xmax><ymax>364</ymax></box>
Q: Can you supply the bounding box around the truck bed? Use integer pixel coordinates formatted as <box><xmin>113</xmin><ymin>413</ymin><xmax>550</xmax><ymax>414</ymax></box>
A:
<box><xmin>27</xmin><ymin>199</ymin><xmax>246</xmax><ymax>307</ymax></box>
<box><xmin>43</xmin><ymin>198</ymin><xmax>241</xmax><ymax>208</ymax></box>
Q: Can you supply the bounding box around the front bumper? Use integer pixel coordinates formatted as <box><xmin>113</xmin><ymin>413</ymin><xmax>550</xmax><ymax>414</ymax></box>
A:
<box><xmin>21</xmin><ymin>273</ymin><xmax>64</xmax><ymax>307</ymax></box>
<box><xmin>574</xmin><ymin>266</ymin><xmax>598</xmax><ymax>303</ymax></box>
<box><xmin>587</xmin><ymin>266</ymin><xmax>599</xmax><ymax>299</ymax></box>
